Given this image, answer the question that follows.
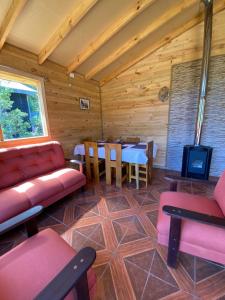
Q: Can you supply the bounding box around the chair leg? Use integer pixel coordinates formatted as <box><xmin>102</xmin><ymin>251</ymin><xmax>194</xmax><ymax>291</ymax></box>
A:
<box><xmin>116</xmin><ymin>166</ymin><xmax>122</xmax><ymax>188</ymax></box>
<box><xmin>126</xmin><ymin>164</ymin><xmax>129</xmax><ymax>182</ymax></box>
<box><xmin>135</xmin><ymin>164</ymin><xmax>139</xmax><ymax>189</ymax></box>
<box><xmin>76</xmin><ymin>272</ymin><xmax>90</xmax><ymax>300</ymax></box>
<box><xmin>93</xmin><ymin>162</ymin><xmax>100</xmax><ymax>184</ymax></box>
<box><xmin>167</xmin><ymin>216</ymin><xmax>181</xmax><ymax>268</ymax></box>
<box><xmin>86</xmin><ymin>162</ymin><xmax>92</xmax><ymax>182</ymax></box>
<box><xmin>25</xmin><ymin>219</ymin><xmax>38</xmax><ymax>237</ymax></box>
<box><xmin>128</xmin><ymin>164</ymin><xmax>131</xmax><ymax>183</ymax></box>
<box><xmin>106</xmin><ymin>165</ymin><xmax>111</xmax><ymax>185</ymax></box>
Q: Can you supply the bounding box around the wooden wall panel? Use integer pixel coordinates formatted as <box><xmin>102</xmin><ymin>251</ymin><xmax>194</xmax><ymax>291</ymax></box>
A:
<box><xmin>0</xmin><ymin>44</ymin><xmax>102</xmax><ymax>156</ymax></box>
<box><xmin>101</xmin><ymin>10</ymin><xmax>225</xmax><ymax>167</ymax></box>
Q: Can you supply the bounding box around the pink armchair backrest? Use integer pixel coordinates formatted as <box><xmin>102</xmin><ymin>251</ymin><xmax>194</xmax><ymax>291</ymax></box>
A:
<box><xmin>0</xmin><ymin>141</ymin><xmax>65</xmax><ymax>190</ymax></box>
<box><xmin>214</xmin><ymin>170</ymin><xmax>225</xmax><ymax>215</ymax></box>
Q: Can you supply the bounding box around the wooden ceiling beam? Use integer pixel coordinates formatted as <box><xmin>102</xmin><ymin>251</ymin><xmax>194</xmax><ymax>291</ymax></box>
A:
<box><xmin>0</xmin><ymin>0</ymin><xmax>28</xmax><ymax>50</ymax></box>
<box><xmin>67</xmin><ymin>0</ymin><xmax>156</xmax><ymax>74</ymax></box>
<box><xmin>38</xmin><ymin>0</ymin><xmax>98</xmax><ymax>65</ymax></box>
<box><xmin>100</xmin><ymin>0</ymin><xmax>225</xmax><ymax>86</ymax></box>
<box><xmin>85</xmin><ymin>0</ymin><xmax>198</xmax><ymax>80</ymax></box>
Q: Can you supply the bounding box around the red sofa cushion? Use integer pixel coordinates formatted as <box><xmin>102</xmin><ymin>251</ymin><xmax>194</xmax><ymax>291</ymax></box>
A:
<box><xmin>0</xmin><ymin>229</ymin><xmax>96</xmax><ymax>300</ymax></box>
<box><xmin>0</xmin><ymin>141</ymin><xmax>65</xmax><ymax>190</ymax></box>
<box><xmin>0</xmin><ymin>188</ymin><xmax>31</xmax><ymax>223</ymax></box>
<box><xmin>26</xmin><ymin>168</ymin><xmax>85</xmax><ymax>206</ymax></box>
<box><xmin>0</xmin><ymin>168</ymin><xmax>86</xmax><ymax>221</ymax></box>
<box><xmin>157</xmin><ymin>191</ymin><xmax>225</xmax><ymax>253</ymax></box>
<box><xmin>214</xmin><ymin>170</ymin><xmax>225</xmax><ymax>215</ymax></box>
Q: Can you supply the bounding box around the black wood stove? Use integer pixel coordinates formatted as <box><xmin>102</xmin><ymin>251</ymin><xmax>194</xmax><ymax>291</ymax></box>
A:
<box><xmin>181</xmin><ymin>0</ymin><xmax>213</xmax><ymax>180</ymax></box>
<box><xmin>181</xmin><ymin>145</ymin><xmax>212</xmax><ymax>180</ymax></box>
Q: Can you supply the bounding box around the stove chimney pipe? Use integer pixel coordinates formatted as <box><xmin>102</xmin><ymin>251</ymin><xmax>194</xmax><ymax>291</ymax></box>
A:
<box><xmin>194</xmin><ymin>0</ymin><xmax>213</xmax><ymax>146</ymax></box>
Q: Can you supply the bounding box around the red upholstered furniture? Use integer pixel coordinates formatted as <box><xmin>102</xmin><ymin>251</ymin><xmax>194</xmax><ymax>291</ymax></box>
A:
<box><xmin>0</xmin><ymin>141</ymin><xmax>86</xmax><ymax>223</ymax></box>
<box><xmin>157</xmin><ymin>171</ymin><xmax>225</xmax><ymax>268</ymax></box>
<box><xmin>0</xmin><ymin>206</ymin><xmax>96</xmax><ymax>300</ymax></box>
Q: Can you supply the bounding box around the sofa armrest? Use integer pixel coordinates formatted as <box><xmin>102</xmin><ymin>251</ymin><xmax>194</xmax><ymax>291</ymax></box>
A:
<box><xmin>163</xmin><ymin>205</ymin><xmax>225</xmax><ymax>229</ymax></box>
<box><xmin>65</xmin><ymin>158</ymin><xmax>85</xmax><ymax>173</ymax></box>
<box><xmin>0</xmin><ymin>205</ymin><xmax>44</xmax><ymax>237</ymax></box>
<box><xmin>35</xmin><ymin>247</ymin><xmax>96</xmax><ymax>300</ymax></box>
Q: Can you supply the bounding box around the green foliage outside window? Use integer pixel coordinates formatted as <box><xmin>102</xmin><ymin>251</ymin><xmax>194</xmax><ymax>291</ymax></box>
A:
<box><xmin>0</xmin><ymin>87</ymin><xmax>44</xmax><ymax>140</ymax></box>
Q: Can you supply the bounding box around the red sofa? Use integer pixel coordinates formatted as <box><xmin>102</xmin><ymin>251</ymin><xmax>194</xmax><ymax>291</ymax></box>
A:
<box><xmin>0</xmin><ymin>141</ymin><xmax>86</xmax><ymax>223</ymax></box>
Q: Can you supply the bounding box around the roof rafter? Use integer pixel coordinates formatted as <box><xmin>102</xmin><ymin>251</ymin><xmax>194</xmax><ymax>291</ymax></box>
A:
<box><xmin>67</xmin><ymin>0</ymin><xmax>156</xmax><ymax>74</ymax></box>
<box><xmin>38</xmin><ymin>0</ymin><xmax>98</xmax><ymax>65</ymax></box>
<box><xmin>0</xmin><ymin>0</ymin><xmax>28</xmax><ymax>50</ymax></box>
<box><xmin>100</xmin><ymin>0</ymin><xmax>225</xmax><ymax>86</ymax></box>
<box><xmin>85</xmin><ymin>0</ymin><xmax>198</xmax><ymax>80</ymax></box>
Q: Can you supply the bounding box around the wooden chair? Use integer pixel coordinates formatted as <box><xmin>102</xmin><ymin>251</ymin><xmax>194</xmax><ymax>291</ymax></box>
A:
<box><xmin>84</xmin><ymin>141</ymin><xmax>105</xmax><ymax>183</ymax></box>
<box><xmin>129</xmin><ymin>141</ymin><xmax>154</xmax><ymax>187</ymax></box>
<box><xmin>126</xmin><ymin>137</ymin><xmax>140</xmax><ymax>143</ymax></box>
<box><xmin>104</xmin><ymin>143</ymin><xmax>128</xmax><ymax>188</ymax></box>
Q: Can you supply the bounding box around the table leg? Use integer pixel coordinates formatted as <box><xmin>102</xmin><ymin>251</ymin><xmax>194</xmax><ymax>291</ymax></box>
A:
<box><xmin>135</xmin><ymin>164</ymin><xmax>139</xmax><ymax>189</ymax></box>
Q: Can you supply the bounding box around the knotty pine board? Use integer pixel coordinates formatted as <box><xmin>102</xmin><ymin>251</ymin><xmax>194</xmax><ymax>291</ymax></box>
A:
<box><xmin>0</xmin><ymin>44</ymin><xmax>102</xmax><ymax>156</ymax></box>
<box><xmin>101</xmin><ymin>9</ymin><xmax>225</xmax><ymax>168</ymax></box>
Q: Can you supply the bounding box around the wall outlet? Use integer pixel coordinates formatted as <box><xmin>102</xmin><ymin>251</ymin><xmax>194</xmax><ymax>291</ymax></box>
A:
<box><xmin>69</xmin><ymin>72</ymin><xmax>75</xmax><ymax>78</ymax></box>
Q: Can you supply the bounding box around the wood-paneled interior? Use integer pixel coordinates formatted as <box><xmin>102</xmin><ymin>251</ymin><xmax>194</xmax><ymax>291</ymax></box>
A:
<box><xmin>101</xmin><ymin>9</ymin><xmax>225</xmax><ymax>168</ymax></box>
<box><xmin>0</xmin><ymin>44</ymin><xmax>101</xmax><ymax>156</ymax></box>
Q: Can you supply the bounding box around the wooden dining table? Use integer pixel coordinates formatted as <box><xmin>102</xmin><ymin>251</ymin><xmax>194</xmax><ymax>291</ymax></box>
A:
<box><xmin>74</xmin><ymin>142</ymin><xmax>157</xmax><ymax>189</ymax></box>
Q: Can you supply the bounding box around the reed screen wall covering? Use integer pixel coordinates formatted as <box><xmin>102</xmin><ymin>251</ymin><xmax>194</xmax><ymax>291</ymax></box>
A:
<box><xmin>167</xmin><ymin>55</ymin><xmax>225</xmax><ymax>177</ymax></box>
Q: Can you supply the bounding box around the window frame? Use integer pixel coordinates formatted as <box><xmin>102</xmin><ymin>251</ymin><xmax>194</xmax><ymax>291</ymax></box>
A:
<box><xmin>0</xmin><ymin>65</ymin><xmax>50</xmax><ymax>146</ymax></box>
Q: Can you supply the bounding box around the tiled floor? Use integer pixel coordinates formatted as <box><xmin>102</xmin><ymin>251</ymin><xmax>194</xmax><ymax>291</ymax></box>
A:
<box><xmin>1</xmin><ymin>169</ymin><xmax>224</xmax><ymax>300</ymax></box>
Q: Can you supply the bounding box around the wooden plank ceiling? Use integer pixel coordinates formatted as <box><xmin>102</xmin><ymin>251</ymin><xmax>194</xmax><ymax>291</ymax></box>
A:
<box><xmin>0</xmin><ymin>0</ymin><xmax>225</xmax><ymax>85</ymax></box>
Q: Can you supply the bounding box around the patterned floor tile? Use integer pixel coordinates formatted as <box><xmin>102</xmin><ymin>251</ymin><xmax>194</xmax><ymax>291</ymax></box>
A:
<box><xmin>112</xmin><ymin>215</ymin><xmax>147</xmax><ymax>245</ymax></box>
<box><xmin>125</xmin><ymin>260</ymin><xmax>149</xmax><ymax>299</ymax></box>
<box><xmin>146</xmin><ymin>210</ymin><xmax>158</xmax><ymax>228</ymax></box>
<box><xmin>125</xmin><ymin>250</ymin><xmax>154</xmax><ymax>272</ymax></box>
<box><xmin>150</xmin><ymin>251</ymin><xmax>178</xmax><ymax>287</ymax></box>
<box><xmin>195</xmin><ymin>258</ymin><xmax>225</xmax><ymax>283</ymax></box>
<box><xmin>2</xmin><ymin>168</ymin><xmax>223</xmax><ymax>300</ymax></box>
<box><xmin>133</xmin><ymin>191</ymin><xmax>157</xmax><ymax>206</ymax></box>
<box><xmin>142</xmin><ymin>275</ymin><xmax>179</xmax><ymax>300</ymax></box>
<box><xmin>71</xmin><ymin>223</ymin><xmax>106</xmax><ymax>252</ymax></box>
<box><xmin>94</xmin><ymin>264</ymin><xmax>117</xmax><ymax>300</ymax></box>
<box><xmin>105</xmin><ymin>195</ymin><xmax>131</xmax><ymax>212</ymax></box>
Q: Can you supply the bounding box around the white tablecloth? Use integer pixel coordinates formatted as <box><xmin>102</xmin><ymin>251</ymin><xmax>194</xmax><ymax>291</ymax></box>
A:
<box><xmin>74</xmin><ymin>143</ymin><xmax>157</xmax><ymax>165</ymax></box>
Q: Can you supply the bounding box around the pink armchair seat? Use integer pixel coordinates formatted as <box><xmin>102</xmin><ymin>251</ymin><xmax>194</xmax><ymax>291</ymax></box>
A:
<box><xmin>0</xmin><ymin>142</ymin><xmax>86</xmax><ymax>223</ymax></box>
<box><xmin>0</xmin><ymin>228</ymin><xmax>96</xmax><ymax>300</ymax></box>
<box><xmin>157</xmin><ymin>171</ymin><xmax>225</xmax><ymax>266</ymax></box>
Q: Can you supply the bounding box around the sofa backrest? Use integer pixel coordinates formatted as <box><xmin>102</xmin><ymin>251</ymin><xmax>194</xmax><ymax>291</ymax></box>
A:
<box><xmin>0</xmin><ymin>141</ymin><xmax>65</xmax><ymax>190</ymax></box>
<box><xmin>214</xmin><ymin>170</ymin><xmax>225</xmax><ymax>215</ymax></box>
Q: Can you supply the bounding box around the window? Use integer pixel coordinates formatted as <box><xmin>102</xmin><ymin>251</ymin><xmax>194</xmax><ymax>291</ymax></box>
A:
<box><xmin>0</xmin><ymin>67</ymin><xmax>49</xmax><ymax>142</ymax></box>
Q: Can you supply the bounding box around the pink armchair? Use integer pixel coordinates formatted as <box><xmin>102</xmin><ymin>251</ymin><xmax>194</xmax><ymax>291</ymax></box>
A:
<box><xmin>0</xmin><ymin>206</ymin><xmax>96</xmax><ymax>300</ymax></box>
<box><xmin>157</xmin><ymin>171</ymin><xmax>225</xmax><ymax>268</ymax></box>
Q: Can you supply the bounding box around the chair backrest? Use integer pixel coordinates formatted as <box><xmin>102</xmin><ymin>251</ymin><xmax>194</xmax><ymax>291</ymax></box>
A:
<box><xmin>84</xmin><ymin>141</ymin><xmax>99</xmax><ymax>183</ymax></box>
<box><xmin>126</xmin><ymin>137</ymin><xmax>140</xmax><ymax>143</ymax></box>
<box><xmin>104</xmin><ymin>143</ymin><xmax>122</xmax><ymax>186</ymax></box>
<box><xmin>0</xmin><ymin>141</ymin><xmax>65</xmax><ymax>190</ymax></box>
<box><xmin>214</xmin><ymin>170</ymin><xmax>225</xmax><ymax>215</ymax></box>
<box><xmin>146</xmin><ymin>141</ymin><xmax>154</xmax><ymax>183</ymax></box>
<box><xmin>104</xmin><ymin>143</ymin><xmax>122</xmax><ymax>166</ymax></box>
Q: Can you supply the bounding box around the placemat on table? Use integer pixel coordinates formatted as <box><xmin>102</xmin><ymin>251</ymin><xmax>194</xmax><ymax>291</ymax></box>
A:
<box><xmin>131</xmin><ymin>145</ymin><xmax>146</xmax><ymax>149</ymax></box>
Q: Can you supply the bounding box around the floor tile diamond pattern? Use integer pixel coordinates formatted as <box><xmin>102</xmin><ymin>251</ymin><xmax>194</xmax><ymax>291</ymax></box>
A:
<box><xmin>1</xmin><ymin>169</ymin><xmax>225</xmax><ymax>299</ymax></box>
